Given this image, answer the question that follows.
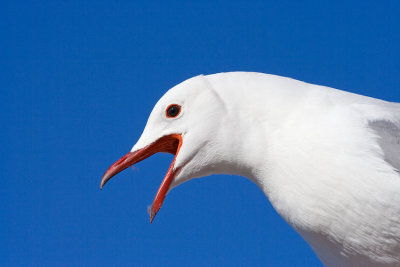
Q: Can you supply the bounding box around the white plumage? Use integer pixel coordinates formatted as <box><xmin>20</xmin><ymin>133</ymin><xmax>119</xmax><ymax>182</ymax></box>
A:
<box><xmin>102</xmin><ymin>72</ymin><xmax>400</xmax><ymax>266</ymax></box>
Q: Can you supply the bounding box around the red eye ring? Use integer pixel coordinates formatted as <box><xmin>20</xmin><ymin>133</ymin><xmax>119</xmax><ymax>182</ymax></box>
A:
<box><xmin>166</xmin><ymin>104</ymin><xmax>181</xmax><ymax>118</ymax></box>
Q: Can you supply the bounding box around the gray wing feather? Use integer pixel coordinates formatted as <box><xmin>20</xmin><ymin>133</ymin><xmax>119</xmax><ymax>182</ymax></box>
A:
<box><xmin>369</xmin><ymin>119</ymin><xmax>400</xmax><ymax>172</ymax></box>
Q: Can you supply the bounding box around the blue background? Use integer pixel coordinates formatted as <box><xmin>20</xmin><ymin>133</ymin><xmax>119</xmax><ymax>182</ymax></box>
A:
<box><xmin>2</xmin><ymin>1</ymin><xmax>400</xmax><ymax>266</ymax></box>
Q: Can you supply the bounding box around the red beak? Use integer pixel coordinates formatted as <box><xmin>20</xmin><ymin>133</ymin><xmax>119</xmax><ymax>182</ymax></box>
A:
<box><xmin>100</xmin><ymin>134</ymin><xmax>182</xmax><ymax>223</ymax></box>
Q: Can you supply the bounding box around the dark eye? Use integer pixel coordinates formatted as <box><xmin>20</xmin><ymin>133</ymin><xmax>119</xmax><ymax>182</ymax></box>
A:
<box><xmin>166</xmin><ymin>104</ymin><xmax>181</xmax><ymax>118</ymax></box>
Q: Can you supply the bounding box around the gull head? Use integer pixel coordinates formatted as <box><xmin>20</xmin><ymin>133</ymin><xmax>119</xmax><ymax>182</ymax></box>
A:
<box><xmin>100</xmin><ymin>75</ymin><xmax>235</xmax><ymax>222</ymax></box>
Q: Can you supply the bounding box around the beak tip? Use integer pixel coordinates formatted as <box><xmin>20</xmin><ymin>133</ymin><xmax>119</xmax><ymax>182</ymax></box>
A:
<box><xmin>100</xmin><ymin>173</ymin><xmax>112</xmax><ymax>190</ymax></box>
<box><xmin>149</xmin><ymin>207</ymin><xmax>157</xmax><ymax>223</ymax></box>
<box><xmin>99</xmin><ymin>177</ymin><xmax>106</xmax><ymax>190</ymax></box>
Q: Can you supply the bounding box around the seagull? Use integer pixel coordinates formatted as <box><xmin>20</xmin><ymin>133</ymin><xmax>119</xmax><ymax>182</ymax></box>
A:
<box><xmin>100</xmin><ymin>72</ymin><xmax>400</xmax><ymax>266</ymax></box>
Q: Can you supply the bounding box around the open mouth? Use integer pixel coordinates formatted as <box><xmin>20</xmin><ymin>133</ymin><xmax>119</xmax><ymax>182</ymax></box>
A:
<box><xmin>100</xmin><ymin>134</ymin><xmax>183</xmax><ymax>222</ymax></box>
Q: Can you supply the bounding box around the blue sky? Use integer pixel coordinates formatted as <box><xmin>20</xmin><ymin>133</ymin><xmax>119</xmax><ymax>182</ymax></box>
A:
<box><xmin>2</xmin><ymin>1</ymin><xmax>400</xmax><ymax>266</ymax></box>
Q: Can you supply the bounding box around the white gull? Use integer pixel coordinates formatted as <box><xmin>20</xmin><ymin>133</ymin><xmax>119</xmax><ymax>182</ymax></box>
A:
<box><xmin>101</xmin><ymin>72</ymin><xmax>400</xmax><ymax>266</ymax></box>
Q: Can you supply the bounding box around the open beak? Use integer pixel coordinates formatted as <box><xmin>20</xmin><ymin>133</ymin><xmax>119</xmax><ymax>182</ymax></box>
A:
<box><xmin>100</xmin><ymin>134</ymin><xmax>182</xmax><ymax>223</ymax></box>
